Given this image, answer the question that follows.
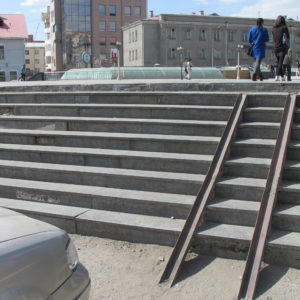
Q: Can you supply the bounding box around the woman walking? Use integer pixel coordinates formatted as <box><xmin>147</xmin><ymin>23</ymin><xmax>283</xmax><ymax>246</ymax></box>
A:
<box><xmin>272</xmin><ymin>16</ymin><xmax>290</xmax><ymax>81</ymax></box>
<box><xmin>248</xmin><ymin>18</ymin><xmax>269</xmax><ymax>81</ymax></box>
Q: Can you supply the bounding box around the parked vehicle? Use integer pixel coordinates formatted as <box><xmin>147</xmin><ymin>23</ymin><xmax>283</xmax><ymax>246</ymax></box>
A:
<box><xmin>0</xmin><ymin>207</ymin><xmax>90</xmax><ymax>300</ymax></box>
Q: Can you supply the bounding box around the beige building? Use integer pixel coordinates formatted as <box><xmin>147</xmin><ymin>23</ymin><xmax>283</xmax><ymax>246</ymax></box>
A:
<box><xmin>42</xmin><ymin>0</ymin><xmax>147</xmax><ymax>71</ymax></box>
<box><xmin>123</xmin><ymin>14</ymin><xmax>300</xmax><ymax>67</ymax></box>
<box><xmin>25</xmin><ymin>42</ymin><xmax>45</xmax><ymax>75</ymax></box>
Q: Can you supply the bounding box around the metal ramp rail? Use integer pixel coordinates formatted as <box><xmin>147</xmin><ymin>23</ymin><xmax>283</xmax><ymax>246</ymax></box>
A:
<box><xmin>160</xmin><ymin>93</ymin><xmax>297</xmax><ymax>300</ymax></box>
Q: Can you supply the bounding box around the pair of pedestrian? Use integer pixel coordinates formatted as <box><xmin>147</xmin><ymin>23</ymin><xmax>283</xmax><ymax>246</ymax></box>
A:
<box><xmin>248</xmin><ymin>16</ymin><xmax>291</xmax><ymax>82</ymax></box>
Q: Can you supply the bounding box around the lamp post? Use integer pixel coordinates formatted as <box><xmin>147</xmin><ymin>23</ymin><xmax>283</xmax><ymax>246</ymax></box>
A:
<box><xmin>116</xmin><ymin>41</ymin><xmax>122</xmax><ymax>80</ymax></box>
<box><xmin>236</xmin><ymin>44</ymin><xmax>244</xmax><ymax>80</ymax></box>
<box><xmin>177</xmin><ymin>46</ymin><xmax>184</xmax><ymax>80</ymax></box>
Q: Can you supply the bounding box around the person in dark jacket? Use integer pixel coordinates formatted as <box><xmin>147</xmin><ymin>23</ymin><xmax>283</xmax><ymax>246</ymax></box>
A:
<box><xmin>248</xmin><ymin>18</ymin><xmax>269</xmax><ymax>81</ymax></box>
<box><xmin>272</xmin><ymin>16</ymin><xmax>290</xmax><ymax>81</ymax></box>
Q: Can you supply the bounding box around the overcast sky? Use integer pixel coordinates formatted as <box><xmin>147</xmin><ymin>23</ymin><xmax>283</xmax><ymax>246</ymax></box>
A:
<box><xmin>2</xmin><ymin>0</ymin><xmax>300</xmax><ymax>41</ymax></box>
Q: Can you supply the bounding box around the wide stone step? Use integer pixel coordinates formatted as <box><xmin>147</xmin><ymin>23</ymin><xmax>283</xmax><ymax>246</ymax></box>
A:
<box><xmin>215</xmin><ymin>176</ymin><xmax>266</xmax><ymax>201</ymax></box>
<box><xmin>224</xmin><ymin>157</ymin><xmax>270</xmax><ymax>179</ymax></box>
<box><xmin>238</xmin><ymin>122</ymin><xmax>280</xmax><ymax>139</ymax></box>
<box><xmin>0</xmin><ymin>144</ymin><xmax>212</xmax><ymax>173</ymax></box>
<box><xmin>0</xmin><ymin>159</ymin><xmax>203</xmax><ymax>195</ymax></box>
<box><xmin>231</xmin><ymin>138</ymin><xmax>275</xmax><ymax>159</ymax></box>
<box><xmin>279</xmin><ymin>181</ymin><xmax>300</xmax><ymax>204</ymax></box>
<box><xmin>0</xmin><ymin>128</ymin><xmax>220</xmax><ymax>155</ymax></box>
<box><xmin>1</xmin><ymin>198</ymin><xmax>299</xmax><ymax>268</ymax></box>
<box><xmin>0</xmin><ymin>103</ymin><xmax>232</xmax><ymax>121</ymax></box>
<box><xmin>273</xmin><ymin>204</ymin><xmax>300</xmax><ymax>232</ymax></box>
<box><xmin>206</xmin><ymin>198</ymin><xmax>259</xmax><ymax>226</ymax></box>
<box><xmin>243</xmin><ymin>107</ymin><xmax>283</xmax><ymax>122</ymax></box>
<box><xmin>0</xmin><ymin>177</ymin><xmax>194</xmax><ymax>219</ymax></box>
<box><xmin>246</xmin><ymin>94</ymin><xmax>287</xmax><ymax>107</ymax></box>
<box><xmin>0</xmin><ymin>116</ymin><xmax>226</xmax><ymax>136</ymax></box>
<box><xmin>0</xmin><ymin>91</ymin><xmax>239</xmax><ymax>105</ymax></box>
<box><xmin>283</xmin><ymin>160</ymin><xmax>300</xmax><ymax>181</ymax></box>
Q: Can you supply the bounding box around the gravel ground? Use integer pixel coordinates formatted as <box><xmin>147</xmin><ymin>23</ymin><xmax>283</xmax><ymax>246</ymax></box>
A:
<box><xmin>71</xmin><ymin>234</ymin><xmax>300</xmax><ymax>300</ymax></box>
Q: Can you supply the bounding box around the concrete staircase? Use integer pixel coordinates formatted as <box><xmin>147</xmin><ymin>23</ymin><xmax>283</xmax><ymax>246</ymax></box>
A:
<box><xmin>0</xmin><ymin>90</ymin><xmax>300</xmax><ymax>268</ymax></box>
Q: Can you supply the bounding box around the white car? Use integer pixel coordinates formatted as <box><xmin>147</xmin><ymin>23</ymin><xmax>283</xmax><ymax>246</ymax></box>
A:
<box><xmin>0</xmin><ymin>207</ymin><xmax>90</xmax><ymax>300</ymax></box>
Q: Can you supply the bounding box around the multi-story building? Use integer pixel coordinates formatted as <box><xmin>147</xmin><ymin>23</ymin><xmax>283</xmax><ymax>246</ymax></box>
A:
<box><xmin>123</xmin><ymin>13</ymin><xmax>300</xmax><ymax>67</ymax></box>
<box><xmin>25</xmin><ymin>36</ymin><xmax>45</xmax><ymax>75</ymax></box>
<box><xmin>0</xmin><ymin>14</ymin><xmax>28</xmax><ymax>81</ymax></box>
<box><xmin>43</xmin><ymin>0</ymin><xmax>147</xmax><ymax>71</ymax></box>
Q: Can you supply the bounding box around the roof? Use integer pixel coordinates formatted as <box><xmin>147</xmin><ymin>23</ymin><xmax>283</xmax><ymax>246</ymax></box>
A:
<box><xmin>0</xmin><ymin>14</ymin><xmax>28</xmax><ymax>39</ymax></box>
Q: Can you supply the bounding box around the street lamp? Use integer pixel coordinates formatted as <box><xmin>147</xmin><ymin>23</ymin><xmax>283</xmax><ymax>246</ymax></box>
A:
<box><xmin>177</xmin><ymin>46</ymin><xmax>184</xmax><ymax>79</ymax></box>
<box><xmin>116</xmin><ymin>41</ymin><xmax>122</xmax><ymax>80</ymax></box>
<box><xmin>236</xmin><ymin>44</ymin><xmax>244</xmax><ymax>80</ymax></box>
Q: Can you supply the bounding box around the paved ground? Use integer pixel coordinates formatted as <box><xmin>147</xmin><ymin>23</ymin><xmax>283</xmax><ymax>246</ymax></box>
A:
<box><xmin>71</xmin><ymin>234</ymin><xmax>300</xmax><ymax>300</ymax></box>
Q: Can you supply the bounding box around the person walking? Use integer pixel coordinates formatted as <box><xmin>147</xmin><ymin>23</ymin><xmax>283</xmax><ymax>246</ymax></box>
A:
<box><xmin>283</xmin><ymin>48</ymin><xmax>293</xmax><ymax>81</ymax></box>
<box><xmin>185</xmin><ymin>58</ymin><xmax>193</xmax><ymax>80</ymax></box>
<box><xmin>272</xmin><ymin>16</ymin><xmax>290</xmax><ymax>81</ymax></box>
<box><xmin>20</xmin><ymin>64</ymin><xmax>26</xmax><ymax>81</ymax></box>
<box><xmin>248</xmin><ymin>18</ymin><xmax>269</xmax><ymax>81</ymax></box>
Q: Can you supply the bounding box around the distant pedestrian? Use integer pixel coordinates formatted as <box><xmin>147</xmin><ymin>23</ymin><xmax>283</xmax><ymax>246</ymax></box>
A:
<box><xmin>272</xmin><ymin>15</ymin><xmax>290</xmax><ymax>81</ymax></box>
<box><xmin>283</xmin><ymin>48</ymin><xmax>293</xmax><ymax>81</ymax></box>
<box><xmin>297</xmin><ymin>60</ymin><xmax>300</xmax><ymax>76</ymax></box>
<box><xmin>185</xmin><ymin>58</ymin><xmax>192</xmax><ymax>80</ymax></box>
<box><xmin>20</xmin><ymin>64</ymin><xmax>26</xmax><ymax>81</ymax></box>
<box><xmin>248</xmin><ymin>18</ymin><xmax>269</xmax><ymax>81</ymax></box>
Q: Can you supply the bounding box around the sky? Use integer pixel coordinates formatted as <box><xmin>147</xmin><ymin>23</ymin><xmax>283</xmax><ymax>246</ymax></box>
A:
<box><xmin>1</xmin><ymin>0</ymin><xmax>300</xmax><ymax>41</ymax></box>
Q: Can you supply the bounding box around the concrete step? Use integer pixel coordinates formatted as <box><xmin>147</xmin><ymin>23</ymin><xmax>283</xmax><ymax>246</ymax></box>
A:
<box><xmin>224</xmin><ymin>157</ymin><xmax>270</xmax><ymax>179</ymax></box>
<box><xmin>0</xmin><ymin>91</ymin><xmax>238</xmax><ymax>105</ymax></box>
<box><xmin>243</xmin><ymin>107</ymin><xmax>283</xmax><ymax>122</ymax></box>
<box><xmin>0</xmin><ymin>128</ymin><xmax>220</xmax><ymax>155</ymax></box>
<box><xmin>279</xmin><ymin>181</ymin><xmax>300</xmax><ymax>204</ymax></box>
<box><xmin>0</xmin><ymin>177</ymin><xmax>194</xmax><ymax>219</ymax></box>
<box><xmin>283</xmin><ymin>160</ymin><xmax>300</xmax><ymax>181</ymax></box>
<box><xmin>273</xmin><ymin>204</ymin><xmax>300</xmax><ymax>232</ymax></box>
<box><xmin>0</xmin><ymin>143</ymin><xmax>212</xmax><ymax>173</ymax></box>
<box><xmin>231</xmin><ymin>138</ymin><xmax>275</xmax><ymax>159</ymax></box>
<box><xmin>0</xmin><ymin>159</ymin><xmax>203</xmax><ymax>195</ymax></box>
<box><xmin>1</xmin><ymin>198</ymin><xmax>299</xmax><ymax>268</ymax></box>
<box><xmin>291</xmin><ymin>124</ymin><xmax>300</xmax><ymax>140</ymax></box>
<box><xmin>0</xmin><ymin>116</ymin><xmax>226</xmax><ymax>136</ymax></box>
<box><xmin>0</xmin><ymin>103</ymin><xmax>232</xmax><ymax>121</ymax></box>
<box><xmin>287</xmin><ymin>141</ymin><xmax>300</xmax><ymax>160</ymax></box>
<box><xmin>246</xmin><ymin>94</ymin><xmax>287</xmax><ymax>108</ymax></box>
<box><xmin>215</xmin><ymin>176</ymin><xmax>266</xmax><ymax>201</ymax></box>
<box><xmin>238</xmin><ymin>122</ymin><xmax>280</xmax><ymax>139</ymax></box>
<box><xmin>206</xmin><ymin>198</ymin><xmax>259</xmax><ymax>226</ymax></box>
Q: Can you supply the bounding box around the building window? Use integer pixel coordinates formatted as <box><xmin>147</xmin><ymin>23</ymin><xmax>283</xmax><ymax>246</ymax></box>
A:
<box><xmin>124</xmin><ymin>6</ymin><xmax>131</xmax><ymax>16</ymax></box>
<box><xmin>45</xmin><ymin>32</ymin><xmax>50</xmax><ymax>40</ymax></box>
<box><xmin>169</xmin><ymin>28</ymin><xmax>176</xmax><ymax>40</ymax></box>
<box><xmin>228</xmin><ymin>31</ymin><xmax>235</xmax><ymax>42</ymax></box>
<box><xmin>25</xmin><ymin>50</ymin><xmax>30</xmax><ymax>55</ymax></box>
<box><xmin>184</xmin><ymin>49</ymin><xmax>192</xmax><ymax>59</ymax></box>
<box><xmin>109</xmin><ymin>22</ymin><xmax>116</xmax><ymax>32</ymax></box>
<box><xmin>0</xmin><ymin>45</ymin><xmax>4</xmax><ymax>60</ymax></box>
<box><xmin>34</xmin><ymin>59</ymin><xmax>40</xmax><ymax>65</ymax></box>
<box><xmin>109</xmin><ymin>5</ymin><xmax>116</xmax><ymax>16</ymax></box>
<box><xmin>214</xmin><ymin>49</ymin><xmax>221</xmax><ymax>59</ymax></box>
<box><xmin>99</xmin><ymin>21</ymin><xmax>106</xmax><ymax>32</ymax></box>
<box><xmin>34</xmin><ymin>49</ymin><xmax>39</xmax><ymax>55</ymax></box>
<box><xmin>184</xmin><ymin>28</ymin><xmax>193</xmax><ymax>40</ymax></box>
<box><xmin>134</xmin><ymin>7</ymin><xmax>141</xmax><ymax>16</ymax></box>
<box><xmin>9</xmin><ymin>71</ymin><xmax>17</xmax><ymax>81</ymax></box>
<box><xmin>168</xmin><ymin>48</ymin><xmax>176</xmax><ymax>59</ymax></box>
<box><xmin>242</xmin><ymin>31</ymin><xmax>248</xmax><ymax>42</ymax></box>
<box><xmin>0</xmin><ymin>72</ymin><xmax>5</xmax><ymax>81</ymax></box>
<box><xmin>110</xmin><ymin>37</ymin><xmax>117</xmax><ymax>46</ymax></box>
<box><xmin>129</xmin><ymin>31</ymin><xmax>131</xmax><ymax>43</ymax></box>
<box><xmin>99</xmin><ymin>37</ymin><xmax>106</xmax><ymax>46</ymax></box>
<box><xmin>199</xmin><ymin>29</ymin><xmax>206</xmax><ymax>41</ymax></box>
<box><xmin>214</xmin><ymin>30</ymin><xmax>221</xmax><ymax>41</ymax></box>
<box><xmin>135</xmin><ymin>30</ymin><xmax>138</xmax><ymax>42</ymax></box>
<box><xmin>131</xmin><ymin>31</ymin><xmax>135</xmax><ymax>42</ymax></box>
<box><xmin>25</xmin><ymin>59</ymin><xmax>30</xmax><ymax>64</ymax></box>
<box><xmin>199</xmin><ymin>48</ymin><xmax>206</xmax><ymax>59</ymax></box>
<box><xmin>135</xmin><ymin>49</ymin><xmax>138</xmax><ymax>60</ymax></box>
<box><xmin>296</xmin><ymin>33</ymin><xmax>300</xmax><ymax>44</ymax></box>
<box><xmin>46</xmin><ymin>56</ymin><xmax>51</xmax><ymax>64</ymax></box>
<box><xmin>99</xmin><ymin>5</ymin><xmax>106</xmax><ymax>16</ymax></box>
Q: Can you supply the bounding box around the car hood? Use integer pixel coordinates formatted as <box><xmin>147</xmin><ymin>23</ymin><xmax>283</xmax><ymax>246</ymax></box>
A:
<box><xmin>0</xmin><ymin>207</ymin><xmax>58</xmax><ymax>243</ymax></box>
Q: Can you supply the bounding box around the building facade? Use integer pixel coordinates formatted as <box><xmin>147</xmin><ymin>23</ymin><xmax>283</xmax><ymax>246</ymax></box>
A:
<box><xmin>43</xmin><ymin>0</ymin><xmax>147</xmax><ymax>71</ymax></box>
<box><xmin>25</xmin><ymin>41</ymin><xmax>46</xmax><ymax>75</ymax></box>
<box><xmin>123</xmin><ymin>14</ymin><xmax>300</xmax><ymax>67</ymax></box>
<box><xmin>0</xmin><ymin>14</ymin><xmax>28</xmax><ymax>81</ymax></box>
